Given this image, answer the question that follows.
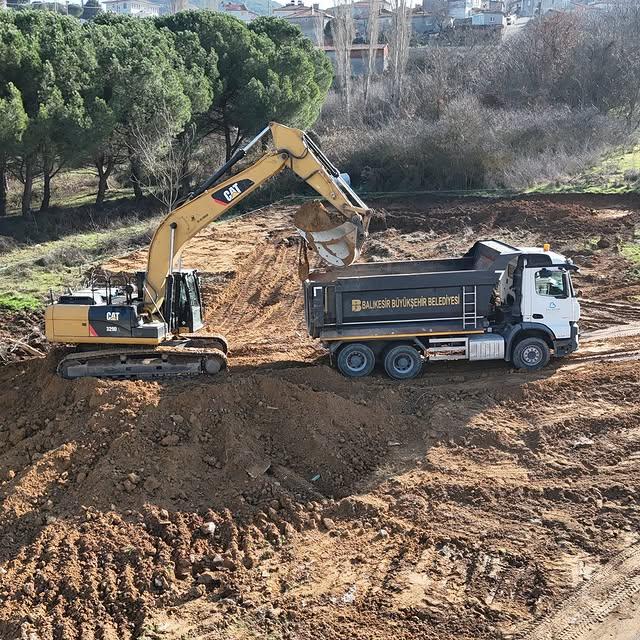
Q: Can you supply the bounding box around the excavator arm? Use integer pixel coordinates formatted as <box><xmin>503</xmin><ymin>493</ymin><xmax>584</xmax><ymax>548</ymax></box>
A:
<box><xmin>143</xmin><ymin>122</ymin><xmax>370</xmax><ymax>313</ymax></box>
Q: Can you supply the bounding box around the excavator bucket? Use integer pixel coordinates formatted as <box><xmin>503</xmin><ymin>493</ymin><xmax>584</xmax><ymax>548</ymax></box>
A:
<box><xmin>294</xmin><ymin>202</ymin><xmax>365</xmax><ymax>268</ymax></box>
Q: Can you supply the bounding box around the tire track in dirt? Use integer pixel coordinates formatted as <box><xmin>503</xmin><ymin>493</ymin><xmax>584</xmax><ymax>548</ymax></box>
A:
<box><xmin>520</xmin><ymin>543</ymin><xmax>640</xmax><ymax>640</ymax></box>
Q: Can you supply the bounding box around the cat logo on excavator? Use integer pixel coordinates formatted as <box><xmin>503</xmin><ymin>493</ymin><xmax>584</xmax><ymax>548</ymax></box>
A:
<box><xmin>211</xmin><ymin>179</ymin><xmax>255</xmax><ymax>205</ymax></box>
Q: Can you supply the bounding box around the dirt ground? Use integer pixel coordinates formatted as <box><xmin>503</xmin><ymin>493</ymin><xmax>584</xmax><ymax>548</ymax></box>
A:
<box><xmin>1</xmin><ymin>195</ymin><xmax>640</xmax><ymax>640</ymax></box>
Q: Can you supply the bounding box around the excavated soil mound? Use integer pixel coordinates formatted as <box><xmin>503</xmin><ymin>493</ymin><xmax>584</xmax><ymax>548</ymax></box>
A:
<box><xmin>2</xmin><ymin>195</ymin><xmax>640</xmax><ymax>639</ymax></box>
<box><xmin>2</xmin><ymin>350</ymin><xmax>640</xmax><ymax>639</ymax></box>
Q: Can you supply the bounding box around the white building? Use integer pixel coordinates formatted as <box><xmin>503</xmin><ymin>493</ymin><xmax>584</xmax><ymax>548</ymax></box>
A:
<box><xmin>273</xmin><ymin>1</ymin><xmax>333</xmax><ymax>45</ymax></box>
<box><xmin>102</xmin><ymin>0</ymin><xmax>161</xmax><ymax>15</ymax></box>
<box><xmin>471</xmin><ymin>8</ymin><xmax>506</xmax><ymax>24</ymax></box>
<box><xmin>219</xmin><ymin>1</ymin><xmax>259</xmax><ymax>21</ymax></box>
<box><xmin>448</xmin><ymin>0</ymin><xmax>482</xmax><ymax>19</ymax></box>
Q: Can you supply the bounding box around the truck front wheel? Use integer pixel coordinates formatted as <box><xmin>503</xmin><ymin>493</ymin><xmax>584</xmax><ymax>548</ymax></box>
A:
<box><xmin>337</xmin><ymin>343</ymin><xmax>376</xmax><ymax>378</ymax></box>
<box><xmin>384</xmin><ymin>344</ymin><xmax>423</xmax><ymax>380</ymax></box>
<box><xmin>512</xmin><ymin>337</ymin><xmax>550</xmax><ymax>371</ymax></box>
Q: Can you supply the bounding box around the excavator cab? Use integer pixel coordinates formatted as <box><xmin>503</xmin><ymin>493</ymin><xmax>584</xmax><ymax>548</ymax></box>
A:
<box><xmin>167</xmin><ymin>270</ymin><xmax>204</xmax><ymax>334</ymax></box>
<box><xmin>137</xmin><ymin>269</ymin><xmax>204</xmax><ymax>334</ymax></box>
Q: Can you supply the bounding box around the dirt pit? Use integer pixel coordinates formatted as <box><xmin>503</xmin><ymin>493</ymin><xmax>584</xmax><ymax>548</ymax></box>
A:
<box><xmin>1</xmin><ymin>194</ymin><xmax>640</xmax><ymax>639</ymax></box>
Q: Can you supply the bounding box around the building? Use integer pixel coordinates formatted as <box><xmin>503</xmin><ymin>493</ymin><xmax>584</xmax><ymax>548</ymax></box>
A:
<box><xmin>345</xmin><ymin>2</ymin><xmax>394</xmax><ymax>42</ymax></box>
<box><xmin>447</xmin><ymin>0</ymin><xmax>482</xmax><ymax>18</ymax></box>
<box><xmin>480</xmin><ymin>0</ymin><xmax>504</xmax><ymax>9</ymax></box>
<box><xmin>471</xmin><ymin>8</ymin><xmax>506</xmax><ymax>24</ymax></box>
<box><xmin>219</xmin><ymin>0</ymin><xmax>259</xmax><ymax>20</ymax></box>
<box><xmin>424</xmin><ymin>0</ymin><xmax>484</xmax><ymax>19</ymax></box>
<box><xmin>273</xmin><ymin>1</ymin><xmax>333</xmax><ymax>45</ymax></box>
<box><xmin>102</xmin><ymin>0</ymin><xmax>161</xmax><ymax>15</ymax></box>
<box><xmin>411</xmin><ymin>10</ymin><xmax>453</xmax><ymax>37</ymax></box>
<box><xmin>348</xmin><ymin>0</ymin><xmax>393</xmax><ymax>17</ymax></box>
<box><xmin>322</xmin><ymin>43</ymin><xmax>388</xmax><ymax>76</ymax></box>
<box><xmin>422</xmin><ymin>0</ymin><xmax>447</xmax><ymax>12</ymax></box>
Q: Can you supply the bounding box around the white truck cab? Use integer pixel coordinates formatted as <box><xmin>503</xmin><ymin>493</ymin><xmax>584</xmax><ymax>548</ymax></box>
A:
<box><xmin>518</xmin><ymin>247</ymin><xmax>580</xmax><ymax>341</ymax></box>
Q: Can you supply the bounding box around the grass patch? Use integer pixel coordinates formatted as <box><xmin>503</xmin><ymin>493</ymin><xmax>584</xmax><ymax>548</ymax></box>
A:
<box><xmin>0</xmin><ymin>218</ymin><xmax>160</xmax><ymax>303</ymax></box>
<box><xmin>528</xmin><ymin>143</ymin><xmax>640</xmax><ymax>194</ymax></box>
<box><xmin>4</xmin><ymin>166</ymin><xmax>136</xmax><ymax>215</ymax></box>
<box><xmin>621</xmin><ymin>242</ymin><xmax>640</xmax><ymax>265</ymax></box>
<box><xmin>0</xmin><ymin>292</ymin><xmax>42</xmax><ymax>312</ymax></box>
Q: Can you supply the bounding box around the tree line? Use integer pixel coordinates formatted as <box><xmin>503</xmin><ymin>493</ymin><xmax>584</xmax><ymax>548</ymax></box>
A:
<box><xmin>0</xmin><ymin>10</ymin><xmax>333</xmax><ymax>216</ymax></box>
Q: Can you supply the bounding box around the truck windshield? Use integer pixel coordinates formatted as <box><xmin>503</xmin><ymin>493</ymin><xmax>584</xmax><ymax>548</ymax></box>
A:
<box><xmin>535</xmin><ymin>270</ymin><xmax>567</xmax><ymax>298</ymax></box>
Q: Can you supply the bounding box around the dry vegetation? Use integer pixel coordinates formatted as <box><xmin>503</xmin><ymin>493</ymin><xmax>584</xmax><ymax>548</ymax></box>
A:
<box><xmin>317</xmin><ymin>8</ymin><xmax>640</xmax><ymax>193</ymax></box>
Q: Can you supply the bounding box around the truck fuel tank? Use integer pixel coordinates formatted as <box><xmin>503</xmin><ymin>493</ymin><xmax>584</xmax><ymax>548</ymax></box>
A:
<box><xmin>468</xmin><ymin>333</ymin><xmax>505</xmax><ymax>361</ymax></box>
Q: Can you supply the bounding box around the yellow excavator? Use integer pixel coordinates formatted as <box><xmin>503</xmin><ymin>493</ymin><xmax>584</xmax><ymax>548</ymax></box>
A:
<box><xmin>45</xmin><ymin>122</ymin><xmax>370</xmax><ymax>379</ymax></box>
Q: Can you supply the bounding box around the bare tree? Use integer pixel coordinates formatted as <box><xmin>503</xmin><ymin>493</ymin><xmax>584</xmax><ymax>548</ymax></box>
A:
<box><xmin>331</xmin><ymin>1</ymin><xmax>355</xmax><ymax>116</ymax></box>
<box><xmin>388</xmin><ymin>0</ymin><xmax>411</xmax><ymax>108</ymax></box>
<box><xmin>129</xmin><ymin>105</ymin><xmax>196</xmax><ymax>213</ymax></box>
<box><xmin>169</xmin><ymin>0</ymin><xmax>188</xmax><ymax>12</ymax></box>
<box><xmin>314</xmin><ymin>5</ymin><xmax>326</xmax><ymax>46</ymax></box>
<box><xmin>363</xmin><ymin>0</ymin><xmax>380</xmax><ymax>106</ymax></box>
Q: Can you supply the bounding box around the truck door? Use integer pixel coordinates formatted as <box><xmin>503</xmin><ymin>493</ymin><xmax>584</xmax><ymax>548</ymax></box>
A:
<box><xmin>523</xmin><ymin>267</ymin><xmax>572</xmax><ymax>339</ymax></box>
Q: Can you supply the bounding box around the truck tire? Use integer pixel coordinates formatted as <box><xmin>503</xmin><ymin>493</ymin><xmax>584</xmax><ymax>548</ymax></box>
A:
<box><xmin>337</xmin><ymin>343</ymin><xmax>376</xmax><ymax>378</ymax></box>
<box><xmin>512</xmin><ymin>336</ymin><xmax>550</xmax><ymax>371</ymax></box>
<box><xmin>384</xmin><ymin>344</ymin><xmax>423</xmax><ymax>380</ymax></box>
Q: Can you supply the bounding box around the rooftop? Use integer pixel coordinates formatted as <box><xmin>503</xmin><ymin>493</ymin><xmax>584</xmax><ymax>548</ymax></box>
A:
<box><xmin>322</xmin><ymin>43</ymin><xmax>388</xmax><ymax>50</ymax></box>
<box><xmin>274</xmin><ymin>1</ymin><xmax>332</xmax><ymax>16</ymax></box>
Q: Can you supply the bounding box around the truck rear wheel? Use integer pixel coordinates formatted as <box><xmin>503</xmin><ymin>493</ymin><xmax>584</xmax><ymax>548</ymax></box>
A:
<box><xmin>384</xmin><ymin>344</ymin><xmax>423</xmax><ymax>380</ymax></box>
<box><xmin>512</xmin><ymin>337</ymin><xmax>550</xmax><ymax>371</ymax></box>
<box><xmin>337</xmin><ymin>343</ymin><xmax>376</xmax><ymax>378</ymax></box>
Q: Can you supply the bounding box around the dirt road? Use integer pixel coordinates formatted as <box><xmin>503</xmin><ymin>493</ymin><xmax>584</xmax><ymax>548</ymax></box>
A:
<box><xmin>1</xmin><ymin>195</ymin><xmax>639</xmax><ymax>639</ymax></box>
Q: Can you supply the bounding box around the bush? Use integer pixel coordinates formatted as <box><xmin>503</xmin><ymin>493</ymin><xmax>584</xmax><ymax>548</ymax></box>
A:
<box><xmin>320</xmin><ymin>96</ymin><xmax>624</xmax><ymax>192</ymax></box>
<box><xmin>315</xmin><ymin>7</ymin><xmax>639</xmax><ymax>194</ymax></box>
<box><xmin>624</xmin><ymin>169</ymin><xmax>640</xmax><ymax>184</ymax></box>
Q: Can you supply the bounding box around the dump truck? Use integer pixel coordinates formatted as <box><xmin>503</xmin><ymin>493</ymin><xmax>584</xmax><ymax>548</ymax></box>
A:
<box><xmin>303</xmin><ymin>239</ymin><xmax>580</xmax><ymax>379</ymax></box>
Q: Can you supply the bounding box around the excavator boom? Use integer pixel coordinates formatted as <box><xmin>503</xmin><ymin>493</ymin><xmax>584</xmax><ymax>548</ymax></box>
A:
<box><xmin>143</xmin><ymin>122</ymin><xmax>370</xmax><ymax>313</ymax></box>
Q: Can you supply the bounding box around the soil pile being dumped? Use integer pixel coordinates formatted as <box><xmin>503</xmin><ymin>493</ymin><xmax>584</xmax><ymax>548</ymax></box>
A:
<box><xmin>293</xmin><ymin>201</ymin><xmax>344</xmax><ymax>232</ymax></box>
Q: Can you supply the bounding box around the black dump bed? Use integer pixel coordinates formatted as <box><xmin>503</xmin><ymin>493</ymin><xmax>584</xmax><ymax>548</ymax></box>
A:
<box><xmin>304</xmin><ymin>240</ymin><xmax>524</xmax><ymax>341</ymax></box>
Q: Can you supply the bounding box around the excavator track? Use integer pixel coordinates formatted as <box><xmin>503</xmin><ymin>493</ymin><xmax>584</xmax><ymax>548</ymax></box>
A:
<box><xmin>57</xmin><ymin>342</ymin><xmax>228</xmax><ymax>380</ymax></box>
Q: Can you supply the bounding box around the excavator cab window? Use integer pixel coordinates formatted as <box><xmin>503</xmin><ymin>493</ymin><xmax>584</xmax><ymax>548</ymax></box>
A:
<box><xmin>185</xmin><ymin>272</ymin><xmax>203</xmax><ymax>330</ymax></box>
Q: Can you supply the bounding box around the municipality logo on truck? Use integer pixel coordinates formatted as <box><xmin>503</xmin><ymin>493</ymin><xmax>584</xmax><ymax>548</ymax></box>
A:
<box><xmin>351</xmin><ymin>294</ymin><xmax>460</xmax><ymax>313</ymax></box>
